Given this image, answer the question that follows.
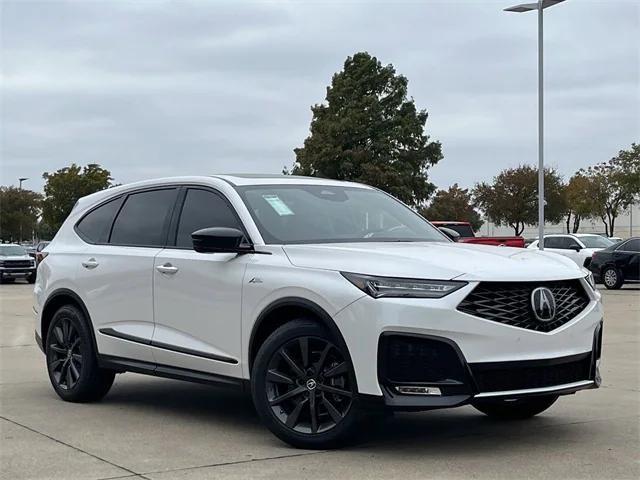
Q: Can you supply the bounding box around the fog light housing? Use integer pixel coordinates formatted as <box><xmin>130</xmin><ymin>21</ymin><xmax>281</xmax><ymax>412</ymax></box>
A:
<box><xmin>395</xmin><ymin>386</ymin><xmax>442</xmax><ymax>396</ymax></box>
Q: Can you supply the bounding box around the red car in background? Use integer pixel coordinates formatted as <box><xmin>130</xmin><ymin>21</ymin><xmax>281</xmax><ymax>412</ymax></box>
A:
<box><xmin>431</xmin><ymin>221</ymin><xmax>525</xmax><ymax>248</ymax></box>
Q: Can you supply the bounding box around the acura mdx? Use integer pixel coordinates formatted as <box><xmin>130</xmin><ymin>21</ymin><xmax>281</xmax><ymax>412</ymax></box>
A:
<box><xmin>34</xmin><ymin>175</ymin><xmax>603</xmax><ymax>448</ymax></box>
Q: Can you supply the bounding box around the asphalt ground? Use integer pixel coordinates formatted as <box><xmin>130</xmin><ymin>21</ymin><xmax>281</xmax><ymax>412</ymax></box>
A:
<box><xmin>1</xmin><ymin>282</ymin><xmax>638</xmax><ymax>480</ymax></box>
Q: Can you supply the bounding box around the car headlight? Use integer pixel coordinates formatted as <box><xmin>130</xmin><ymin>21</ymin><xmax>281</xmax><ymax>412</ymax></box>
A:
<box><xmin>341</xmin><ymin>272</ymin><xmax>467</xmax><ymax>299</ymax></box>
<box><xmin>585</xmin><ymin>271</ymin><xmax>596</xmax><ymax>291</ymax></box>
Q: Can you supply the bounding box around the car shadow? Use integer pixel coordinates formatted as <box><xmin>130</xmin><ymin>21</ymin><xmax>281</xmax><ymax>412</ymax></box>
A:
<box><xmin>102</xmin><ymin>376</ymin><xmax>588</xmax><ymax>453</ymax></box>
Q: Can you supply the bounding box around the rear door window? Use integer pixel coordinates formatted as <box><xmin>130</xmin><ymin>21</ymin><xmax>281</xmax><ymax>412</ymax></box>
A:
<box><xmin>110</xmin><ymin>189</ymin><xmax>178</xmax><ymax>247</ymax></box>
<box><xmin>544</xmin><ymin>237</ymin><xmax>563</xmax><ymax>248</ymax></box>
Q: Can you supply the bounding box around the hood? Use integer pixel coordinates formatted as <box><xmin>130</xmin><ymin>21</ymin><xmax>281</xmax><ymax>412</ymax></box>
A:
<box><xmin>283</xmin><ymin>242</ymin><xmax>584</xmax><ymax>282</ymax></box>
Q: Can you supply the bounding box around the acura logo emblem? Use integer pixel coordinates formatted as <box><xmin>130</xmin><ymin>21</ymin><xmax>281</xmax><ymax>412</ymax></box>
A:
<box><xmin>531</xmin><ymin>287</ymin><xmax>556</xmax><ymax>322</ymax></box>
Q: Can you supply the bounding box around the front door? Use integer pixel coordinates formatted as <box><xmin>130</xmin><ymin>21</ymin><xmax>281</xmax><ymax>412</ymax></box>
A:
<box><xmin>152</xmin><ymin>187</ymin><xmax>249</xmax><ymax>378</ymax></box>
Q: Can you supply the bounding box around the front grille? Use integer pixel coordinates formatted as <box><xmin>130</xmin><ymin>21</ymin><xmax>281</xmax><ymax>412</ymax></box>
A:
<box><xmin>457</xmin><ymin>280</ymin><xmax>590</xmax><ymax>332</ymax></box>
<box><xmin>2</xmin><ymin>260</ymin><xmax>33</xmax><ymax>268</ymax></box>
<box><xmin>470</xmin><ymin>353</ymin><xmax>592</xmax><ymax>392</ymax></box>
<box><xmin>378</xmin><ymin>335</ymin><xmax>469</xmax><ymax>387</ymax></box>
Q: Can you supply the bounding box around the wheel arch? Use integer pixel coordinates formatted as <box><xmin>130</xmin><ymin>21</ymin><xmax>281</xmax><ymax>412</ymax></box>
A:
<box><xmin>41</xmin><ymin>289</ymin><xmax>98</xmax><ymax>353</ymax></box>
<box><xmin>248</xmin><ymin>297</ymin><xmax>354</xmax><ymax>380</ymax></box>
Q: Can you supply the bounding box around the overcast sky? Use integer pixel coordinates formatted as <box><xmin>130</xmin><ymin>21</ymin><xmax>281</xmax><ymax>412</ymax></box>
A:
<box><xmin>1</xmin><ymin>0</ymin><xmax>638</xmax><ymax>194</ymax></box>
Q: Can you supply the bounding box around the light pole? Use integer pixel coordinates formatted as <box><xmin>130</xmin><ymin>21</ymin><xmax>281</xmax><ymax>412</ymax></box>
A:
<box><xmin>17</xmin><ymin>178</ymin><xmax>29</xmax><ymax>242</ymax></box>
<box><xmin>505</xmin><ymin>0</ymin><xmax>566</xmax><ymax>250</ymax></box>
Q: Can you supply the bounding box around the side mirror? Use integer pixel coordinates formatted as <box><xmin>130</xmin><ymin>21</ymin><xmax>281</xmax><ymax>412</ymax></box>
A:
<box><xmin>569</xmin><ymin>245</ymin><xmax>582</xmax><ymax>252</ymax></box>
<box><xmin>438</xmin><ymin>227</ymin><xmax>460</xmax><ymax>242</ymax></box>
<box><xmin>192</xmin><ymin>227</ymin><xmax>253</xmax><ymax>254</ymax></box>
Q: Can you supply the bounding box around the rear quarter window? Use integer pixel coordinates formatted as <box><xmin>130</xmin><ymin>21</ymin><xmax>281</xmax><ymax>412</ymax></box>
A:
<box><xmin>75</xmin><ymin>197</ymin><xmax>124</xmax><ymax>244</ymax></box>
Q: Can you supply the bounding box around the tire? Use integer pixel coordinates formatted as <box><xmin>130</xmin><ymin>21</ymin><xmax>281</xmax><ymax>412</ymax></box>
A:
<box><xmin>27</xmin><ymin>273</ymin><xmax>36</xmax><ymax>284</ymax></box>
<box><xmin>602</xmin><ymin>266</ymin><xmax>623</xmax><ymax>289</ymax></box>
<box><xmin>472</xmin><ymin>395</ymin><xmax>558</xmax><ymax>420</ymax></box>
<box><xmin>45</xmin><ymin>305</ymin><xmax>115</xmax><ymax>402</ymax></box>
<box><xmin>251</xmin><ymin>319</ymin><xmax>360</xmax><ymax>449</ymax></box>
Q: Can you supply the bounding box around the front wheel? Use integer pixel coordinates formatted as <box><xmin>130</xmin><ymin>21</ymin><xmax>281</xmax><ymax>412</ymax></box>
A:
<box><xmin>472</xmin><ymin>395</ymin><xmax>558</xmax><ymax>420</ymax></box>
<box><xmin>251</xmin><ymin>320</ymin><xmax>360</xmax><ymax>449</ymax></box>
<box><xmin>27</xmin><ymin>272</ymin><xmax>36</xmax><ymax>284</ymax></box>
<box><xmin>46</xmin><ymin>305</ymin><xmax>115</xmax><ymax>402</ymax></box>
<box><xmin>602</xmin><ymin>266</ymin><xmax>623</xmax><ymax>289</ymax></box>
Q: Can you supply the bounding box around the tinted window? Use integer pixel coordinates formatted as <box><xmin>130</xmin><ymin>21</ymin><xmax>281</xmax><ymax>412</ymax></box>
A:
<box><xmin>544</xmin><ymin>237</ymin><xmax>563</xmax><ymax>248</ymax></box>
<box><xmin>435</xmin><ymin>223</ymin><xmax>475</xmax><ymax>237</ymax></box>
<box><xmin>76</xmin><ymin>197</ymin><xmax>123</xmax><ymax>243</ymax></box>
<box><xmin>110</xmin><ymin>189</ymin><xmax>177</xmax><ymax>246</ymax></box>
<box><xmin>175</xmin><ymin>189</ymin><xmax>242</xmax><ymax>248</ymax></box>
<box><xmin>619</xmin><ymin>239</ymin><xmax>640</xmax><ymax>253</ymax></box>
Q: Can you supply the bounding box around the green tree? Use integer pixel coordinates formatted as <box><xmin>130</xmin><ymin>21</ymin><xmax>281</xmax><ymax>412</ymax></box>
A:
<box><xmin>584</xmin><ymin>143</ymin><xmax>640</xmax><ymax>236</ymax></box>
<box><xmin>473</xmin><ymin>165</ymin><xmax>567</xmax><ymax>236</ymax></box>
<box><xmin>564</xmin><ymin>173</ymin><xmax>600</xmax><ymax>234</ymax></box>
<box><xmin>291</xmin><ymin>52</ymin><xmax>443</xmax><ymax>206</ymax></box>
<box><xmin>420</xmin><ymin>184</ymin><xmax>484</xmax><ymax>231</ymax></box>
<box><xmin>0</xmin><ymin>187</ymin><xmax>43</xmax><ymax>242</ymax></box>
<box><xmin>42</xmin><ymin>164</ymin><xmax>113</xmax><ymax>233</ymax></box>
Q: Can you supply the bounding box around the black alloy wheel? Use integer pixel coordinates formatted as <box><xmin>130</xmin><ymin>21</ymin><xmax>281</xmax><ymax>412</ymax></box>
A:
<box><xmin>266</xmin><ymin>336</ymin><xmax>353</xmax><ymax>434</ymax></box>
<box><xmin>48</xmin><ymin>317</ymin><xmax>83</xmax><ymax>390</ymax></box>
<box><xmin>252</xmin><ymin>320</ymin><xmax>361</xmax><ymax>449</ymax></box>
<box><xmin>46</xmin><ymin>305</ymin><xmax>115</xmax><ymax>402</ymax></box>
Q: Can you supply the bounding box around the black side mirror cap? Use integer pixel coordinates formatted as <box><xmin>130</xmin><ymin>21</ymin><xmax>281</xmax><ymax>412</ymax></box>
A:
<box><xmin>438</xmin><ymin>227</ymin><xmax>460</xmax><ymax>242</ymax></box>
<box><xmin>192</xmin><ymin>227</ymin><xmax>253</xmax><ymax>254</ymax></box>
<box><xmin>570</xmin><ymin>245</ymin><xmax>582</xmax><ymax>252</ymax></box>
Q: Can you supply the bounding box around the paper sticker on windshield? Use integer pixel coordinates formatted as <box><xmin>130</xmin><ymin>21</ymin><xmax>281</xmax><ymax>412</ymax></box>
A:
<box><xmin>262</xmin><ymin>194</ymin><xmax>294</xmax><ymax>216</ymax></box>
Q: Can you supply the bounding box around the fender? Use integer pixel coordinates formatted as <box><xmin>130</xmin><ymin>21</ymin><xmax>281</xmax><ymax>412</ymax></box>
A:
<box><xmin>41</xmin><ymin>288</ymin><xmax>99</xmax><ymax>355</ymax></box>
<box><xmin>248</xmin><ymin>296</ymin><xmax>358</xmax><ymax>389</ymax></box>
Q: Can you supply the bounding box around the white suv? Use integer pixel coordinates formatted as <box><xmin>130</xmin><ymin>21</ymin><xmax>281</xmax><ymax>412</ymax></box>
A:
<box><xmin>34</xmin><ymin>175</ymin><xmax>603</xmax><ymax>448</ymax></box>
<box><xmin>527</xmin><ymin>234</ymin><xmax>614</xmax><ymax>267</ymax></box>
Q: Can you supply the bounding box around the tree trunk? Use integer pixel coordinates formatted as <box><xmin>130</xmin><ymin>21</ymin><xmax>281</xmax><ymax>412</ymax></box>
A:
<box><xmin>565</xmin><ymin>212</ymin><xmax>571</xmax><ymax>234</ymax></box>
<box><xmin>609</xmin><ymin>214</ymin><xmax>616</xmax><ymax>237</ymax></box>
<box><xmin>601</xmin><ymin>217</ymin><xmax>609</xmax><ymax>237</ymax></box>
<box><xmin>572</xmin><ymin>215</ymin><xmax>581</xmax><ymax>233</ymax></box>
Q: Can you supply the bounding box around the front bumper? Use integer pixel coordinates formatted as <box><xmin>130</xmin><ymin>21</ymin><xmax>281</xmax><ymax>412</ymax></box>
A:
<box><xmin>335</xmin><ymin>279</ymin><xmax>603</xmax><ymax>408</ymax></box>
<box><xmin>0</xmin><ymin>267</ymin><xmax>36</xmax><ymax>278</ymax></box>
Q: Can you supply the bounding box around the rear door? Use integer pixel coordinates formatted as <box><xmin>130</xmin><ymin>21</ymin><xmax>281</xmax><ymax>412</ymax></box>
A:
<box><xmin>75</xmin><ymin>187</ymin><xmax>178</xmax><ymax>362</ymax></box>
<box><xmin>152</xmin><ymin>187</ymin><xmax>249</xmax><ymax>378</ymax></box>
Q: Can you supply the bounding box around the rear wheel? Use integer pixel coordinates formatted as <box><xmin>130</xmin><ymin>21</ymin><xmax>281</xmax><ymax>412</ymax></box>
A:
<box><xmin>251</xmin><ymin>320</ymin><xmax>360</xmax><ymax>449</ymax></box>
<box><xmin>602</xmin><ymin>266</ymin><xmax>623</xmax><ymax>289</ymax></box>
<box><xmin>472</xmin><ymin>395</ymin><xmax>558</xmax><ymax>420</ymax></box>
<box><xmin>46</xmin><ymin>305</ymin><xmax>115</xmax><ymax>402</ymax></box>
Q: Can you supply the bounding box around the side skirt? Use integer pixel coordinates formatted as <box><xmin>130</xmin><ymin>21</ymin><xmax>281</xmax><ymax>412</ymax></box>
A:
<box><xmin>97</xmin><ymin>354</ymin><xmax>248</xmax><ymax>391</ymax></box>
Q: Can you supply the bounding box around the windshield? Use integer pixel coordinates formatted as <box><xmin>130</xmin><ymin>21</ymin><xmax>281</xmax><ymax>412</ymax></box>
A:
<box><xmin>0</xmin><ymin>245</ymin><xmax>27</xmax><ymax>256</ymax></box>
<box><xmin>579</xmin><ymin>236</ymin><xmax>614</xmax><ymax>248</ymax></box>
<box><xmin>236</xmin><ymin>185</ymin><xmax>447</xmax><ymax>244</ymax></box>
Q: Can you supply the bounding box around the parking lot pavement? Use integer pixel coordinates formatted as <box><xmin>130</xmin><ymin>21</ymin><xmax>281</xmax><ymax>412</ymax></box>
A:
<box><xmin>1</xmin><ymin>283</ymin><xmax>638</xmax><ymax>480</ymax></box>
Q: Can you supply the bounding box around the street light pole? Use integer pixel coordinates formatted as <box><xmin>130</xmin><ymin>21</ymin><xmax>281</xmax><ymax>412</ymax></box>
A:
<box><xmin>17</xmin><ymin>178</ymin><xmax>29</xmax><ymax>242</ymax></box>
<box><xmin>505</xmin><ymin>0</ymin><xmax>566</xmax><ymax>250</ymax></box>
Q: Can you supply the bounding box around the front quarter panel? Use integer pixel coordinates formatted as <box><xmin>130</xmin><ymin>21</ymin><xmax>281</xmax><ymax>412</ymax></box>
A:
<box><xmin>241</xmin><ymin>248</ymin><xmax>365</xmax><ymax>378</ymax></box>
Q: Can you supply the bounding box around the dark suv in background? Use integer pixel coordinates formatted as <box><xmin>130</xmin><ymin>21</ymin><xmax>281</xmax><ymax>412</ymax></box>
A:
<box><xmin>589</xmin><ymin>237</ymin><xmax>640</xmax><ymax>289</ymax></box>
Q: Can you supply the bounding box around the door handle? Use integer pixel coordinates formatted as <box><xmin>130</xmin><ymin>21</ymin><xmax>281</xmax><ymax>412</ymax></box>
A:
<box><xmin>156</xmin><ymin>263</ymin><xmax>178</xmax><ymax>275</ymax></box>
<box><xmin>82</xmin><ymin>258</ymin><xmax>99</xmax><ymax>269</ymax></box>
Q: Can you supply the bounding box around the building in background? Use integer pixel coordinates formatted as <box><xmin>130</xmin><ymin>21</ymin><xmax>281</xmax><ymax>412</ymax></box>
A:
<box><xmin>485</xmin><ymin>202</ymin><xmax>639</xmax><ymax>239</ymax></box>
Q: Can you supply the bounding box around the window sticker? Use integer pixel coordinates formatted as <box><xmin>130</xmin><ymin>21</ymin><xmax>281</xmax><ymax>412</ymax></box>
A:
<box><xmin>262</xmin><ymin>194</ymin><xmax>295</xmax><ymax>216</ymax></box>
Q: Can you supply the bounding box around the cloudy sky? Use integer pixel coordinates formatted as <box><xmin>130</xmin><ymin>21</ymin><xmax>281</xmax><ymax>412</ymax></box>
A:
<box><xmin>1</xmin><ymin>0</ymin><xmax>638</xmax><ymax>194</ymax></box>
